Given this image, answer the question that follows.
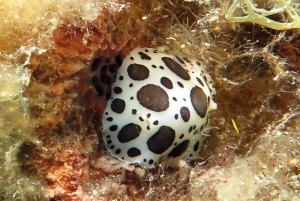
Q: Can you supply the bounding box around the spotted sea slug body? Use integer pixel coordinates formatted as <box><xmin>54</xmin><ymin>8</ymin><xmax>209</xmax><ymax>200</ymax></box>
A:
<box><xmin>102</xmin><ymin>48</ymin><xmax>217</xmax><ymax>168</ymax></box>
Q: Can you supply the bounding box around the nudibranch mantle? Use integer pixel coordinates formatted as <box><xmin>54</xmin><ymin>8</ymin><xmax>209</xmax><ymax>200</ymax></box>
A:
<box><xmin>102</xmin><ymin>47</ymin><xmax>217</xmax><ymax>168</ymax></box>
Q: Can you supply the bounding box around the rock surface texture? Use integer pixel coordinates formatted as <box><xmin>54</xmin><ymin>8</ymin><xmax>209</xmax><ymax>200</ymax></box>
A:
<box><xmin>0</xmin><ymin>0</ymin><xmax>299</xmax><ymax>200</ymax></box>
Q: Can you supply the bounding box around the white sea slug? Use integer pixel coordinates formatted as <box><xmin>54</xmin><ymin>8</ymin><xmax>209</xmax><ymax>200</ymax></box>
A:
<box><xmin>102</xmin><ymin>47</ymin><xmax>217</xmax><ymax>168</ymax></box>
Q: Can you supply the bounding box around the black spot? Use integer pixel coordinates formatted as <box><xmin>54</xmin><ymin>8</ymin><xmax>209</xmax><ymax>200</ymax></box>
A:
<box><xmin>139</xmin><ymin>116</ymin><xmax>144</xmax><ymax>121</ymax></box>
<box><xmin>130</xmin><ymin>97</ymin><xmax>134</xmax><ymax>100</ymax></box>
<box><xmin>149</xmin><ymin>159</ymin><xmax>154</xmax><ymax>165</ymax></box>
<box><xmin>130</xmin><ymin>57</ymin><xmax>134</xmax><ymax>60</ymax></box>
<box><xmin>147</xmin><ymin>113</ymin><xmax>151</xmax><ymax>118</ymax></box>
<box><xmin>127</xmin><ymin>148</ymin><xmax>141</xmax><ymax>157</ymax></box>
<box><xmin>193</xmin><ymin>130</ymin><xmax>198</xmax><ymax>135</ymax></box>
<box><xmin>190</xmin><ymin>86</ymin><xmax>208</xmax><ymax>118</ymax></box>
<box><xmin>109</xmin><ymin>64</ymin><xmax>118</xmax><ymax>73</ymax></box>
<box><xmin>91</xmin><ymin>57</ymin><xmax>102</xmax><ymax>71</ymax></box>
<box><xmin>177</xmin><ymin>81</ymin><xmax>184</xmax><ymax>88</ymax></box>
<box><xmin>200</xmin><ymin>125</ymin><xmax>204</xmax><ymax>131</ymax></box>
<box><xmin>174</xmin><ymin>114</ymin><xmax>178</xmax><ymax>120</ymax></box>
<box><xmin>115</xmin><ymin>149</ymin><xmax>121</xmax><ymax>154</ymax></box>
<box><xmin>113</xmin><ymin>87</ymin><xmax>122</xmax><ymax>94</ymax></box>
<box><xmin>205</xmin><ymin>117</ymin><xmax>209</xmax><ymax>126</ymax></box>
<box><xmin>175</xmin><ymin>56</ymin><xmax>185</xmax><ymax>65</ymax></box>
<box><xmin>179</xmin><ymin>134</ymin><xmax>184</xmax><ymax>139</ymax></box>
<box><xmin>145</xmin><ymin>49</ymin><xmax>149</xmax><ymax>52</ymax></box>
<box><xmin>132</xmin><ymin>109</ymin><xmax>137</xmax><ymax>115</ymax></box>
<box><xmin>107</xmin><ymin>140</ymin><xmax>112</xmax><ymax>144</ymax></box>
<box><xmin>115</xmin><ymin>54</ymin><xmax>123</xmax><ymax>66</ymax></box>
<box><xmin>189</xmin><ymin>126</ymin><xmax>193</xmax><ymax>133</ymax></box>
<box><xmin>138</xmin><ymin>52</ymin><xmax>151</xmax><ymax>60</ymax></box>
<box><xmin>172</xmin><ymin>97</ymin><xmax>177</xmax><ymax>101</ymax></box>
<box><xmin>106</xmin><ymin>117</ymin><xmax>113</xmax><ymax>122</ymax></box>
<box><xmin>119</xmin><ymin>76</ymin><xmax>124</xmax><ymax>80</ymax></box>
<box><xmin>92</xmin><ymin>76</ymin><xmax>105</xmax><ymax>96</ymax></box>
<box><xmin>153</xmin><ymin>120</ymin><xmax>159</xmax><ymax>125</ymax></box>
<box><xmin>110</xmin><ymin>145</ymin><xmax>115</xmax><ymax>149</ymax></box>
<box><xmin>127</xmin><ymin>64</ymin><xmax>150</xmax><ymax>80</ymax></box>
<box><xmin>100</xmin><ymin>65</ymin><xmax>111</xmax><ymax>85</ymax></box>
<box><xmin>182</xmin><ymin>57</ymin><xmax>190</xmax><ymax>63</ymax></box>
<box><xmin>189</xmin><ymin>153</ymin><xmax>193</xmax><ymax>157</ymax></box>
<box><xmin>180</xmin><ymin>107</ymin><xmax>190</xmax><ymax>122</ymax></box>
<box><xmin>162</xmin><ymin>57</ymin><xmax>190</xmax><ymax>80</ymax></box>
<box><xmin>147</xmin><ymin>126</ymin><xmax>175</xmax><ymax>154</ymax></box>
<box><xmin>109</xmin><ymin>125</ymin><xmax>118</xmax><ymax>131</ymax></box>
<box><xmin>106</xmin><ymin>92</ymin><xmax>111</xmax><ymax>100</ymax></box>
<box><xmin>106</xmin><ymin>135</ymin><xmax>111</xmax><ymax>138</ymax></box>
<box><xmin>193</xmin><ymin>141</ymin><xmax>200</xmax><ymax>151</ymax></box>
<box><xmin>137</xmin><ymin>84</ymin><xmax>169</xmax><ymax>112</ymax></box>
<box><xmin>159</xmin><ymin>66</ymin><xmax>164</xmax><ymax>69</ymax></box>
<box><xmin>144</xmin><ymin>159</ymin><xmax>147</xmax><ymax>162</ymax></box>
<box><xmin>111</xmin><ymin>99</ymin><xmax>125</xmax><ymax>114</ymax></box>
<box><xmin>196</xmin><ymin>77</ymin><xmax>204</xmax><ymax>87</ymax></box>
<box><xmin>208</xmin><ymin>96</ymin><xmax>210</xmax><ymax>105</ymax></box>
<box><xmin>153</xmin><ymin>49</ymin><xmax>158</xmax><ymax>53</ymax></box>
<box><xmin>129</xmin><ymin>83</ymin><xmax>133</xmax><ymax>87</ymax></box>
<box><xmin>147</xmin><ymin>126</ymin><xmax>150</xmax><ymax>130</ymax></box>
<box><xmin>160</xmin><ymin>77</ymin><xmax>173</xmax><ymax>89</ymax></box>
<box><xmin>183</xmin><ymin>98</ymin><xmax>186</xmax><ymax>101</ymax></box>
<box><xmin>196</xmin><ymin>61</ymin><xmax>201</xmax><ymax>66</ymax></box>
<box><xmin>168</xmin><ymin>140</ymin><xmax>189</xmax><ymax>158</ymax></box>
<box><xmin>118</xmin><ymin>123</ymin><xmax>141</xmax><ymax>143</ymax></box>
<box><xmin>152</xmin><ymin>65</ymin><xmax>157</xmax><ymax>68</ymax></box>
